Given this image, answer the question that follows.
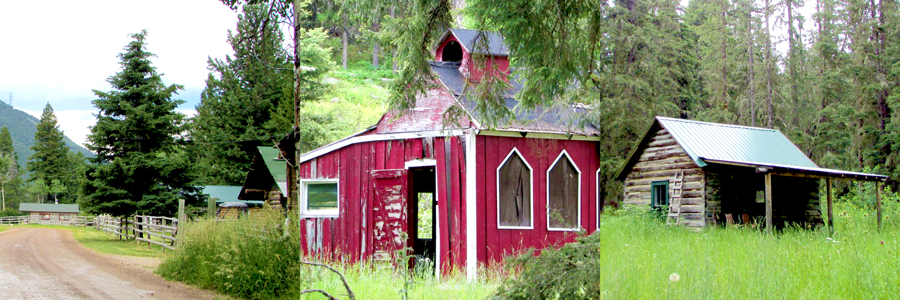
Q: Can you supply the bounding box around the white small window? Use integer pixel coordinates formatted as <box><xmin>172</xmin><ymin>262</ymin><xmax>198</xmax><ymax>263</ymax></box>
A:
<box><xmin>546</xmin><ymin>150</ymin><xmax>581</xmax><ymax>231</ymax></box>
<box><xmin>496</xmin><ymin>148</ymin><xmax>533</xmax><ymax>229</ymax></box>
<box><xmin>300</xmin><ymin>179</ymin><xmax>339</xmax><ymax>218</ymax></box>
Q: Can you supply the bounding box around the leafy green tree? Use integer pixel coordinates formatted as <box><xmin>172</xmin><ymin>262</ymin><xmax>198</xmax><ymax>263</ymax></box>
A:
<box><xmin>0</xmin><ymin>152</ymin><xmax>17</xmax><ymax>210</ymax></box>
<box><xmin>28</xmin><ymin>178</ymin><xmax>49</xmax><ymax>203</ymax></box>
<box><xmin>0</xmin><ymin>126</ymin><xmax>25</xmax><ymax>212</ymax></box>
<box><xmin>49</xmin><ymin>179</ymin><xmax>66</xmax><ymax>204</ymax></box>
<box><xmin>82</xmin><ymin>30</ymin><xmax>198</xmax><ymax>218</ymax></box>
<box><xmin>27</xmin><ymin>103</ymin><xmax>70</xmax><ymax>201</ymax></box>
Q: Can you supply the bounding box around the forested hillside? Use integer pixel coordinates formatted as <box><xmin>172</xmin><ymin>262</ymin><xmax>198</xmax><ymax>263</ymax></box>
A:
<box><xmin>191</xmin><ymin>0</ymin><xmax>897</xmax><ymax>202</ymax></box>
<box><xmin>0</xmin><ymin>101</ymin><xmax>93</xmax><ymax>170</ymax></box>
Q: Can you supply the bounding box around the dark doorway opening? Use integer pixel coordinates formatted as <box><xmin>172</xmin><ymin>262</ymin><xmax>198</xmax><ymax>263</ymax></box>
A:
<box><xmin>407</xmin><ymin>167</ymin><xmax>436</xmax><ymax>273</ymax></box>
<box><xmin>442</xmin><ymin>41</ymin><xmax>463</xmax><ymax>63</ymax></box>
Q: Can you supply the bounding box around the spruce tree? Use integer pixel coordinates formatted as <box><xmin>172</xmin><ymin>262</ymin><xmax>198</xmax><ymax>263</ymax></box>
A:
<box><xmin>27</xmin><ymin>103</ymin><xmax>69</xmax><ymax>201</ymax></box>
<box><xmin>192</xmin><ymin>3</ymin><xmax>331</xmax><ymax>185</ymax></box>
<box><xmin>83</xmin><ymin>30</ymin><xmax>198</xmax><ymax>217</ymax></box>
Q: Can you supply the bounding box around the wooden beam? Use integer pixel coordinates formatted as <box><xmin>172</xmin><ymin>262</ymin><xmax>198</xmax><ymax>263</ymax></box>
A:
<box><xmin>765</xmin><ymin>173</ymin><xmax>773</xmax><ymax>234</ymax></box>
<box><xmin>826</xmin><ymin>178</ymin><xmax>834</xmax><ymax>229</ymax></box>
<box><xmin>876</xmin><ymin>181</ymin><xmax>882</xmax><ymax>230</ymax></box>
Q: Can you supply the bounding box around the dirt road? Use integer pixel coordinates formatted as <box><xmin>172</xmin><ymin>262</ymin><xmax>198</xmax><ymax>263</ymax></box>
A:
<box><xmin>0</xmin><ymin>227</ymin><xmax>220</xmax><ymax>300</ymax></box>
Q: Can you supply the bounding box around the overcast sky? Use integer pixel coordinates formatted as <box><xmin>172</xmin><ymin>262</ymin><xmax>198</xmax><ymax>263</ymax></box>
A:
<box><xmin>0</xmin><ymin>1</ymin><xmax>813</xmax><ymax>148</ymax></box>
<box><xmin>0</xmin><ymin>1</ymin><xmax>238</xmax><ymax>147</ymax></box>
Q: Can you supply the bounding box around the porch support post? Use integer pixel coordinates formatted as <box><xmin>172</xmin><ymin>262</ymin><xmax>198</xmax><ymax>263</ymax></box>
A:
<box><xmin>876</xmin><ymin>181</ymin><xmax>882</xmax><ymax>230</ymax></box>
<box><xmin>765</xmin><ymin>173</ymin><xmax>773</xmax><ymax>234</ymax></box>
<box><xmin>826</xmin><ymin>178</ymin><xmax>833</xmax><ymax>229</ymax></box>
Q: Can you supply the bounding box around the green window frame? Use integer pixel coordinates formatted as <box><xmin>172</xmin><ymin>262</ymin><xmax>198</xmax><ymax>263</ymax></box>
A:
<box><xmin>651</xmin><ymin>181</ymin><xmax>669</xmax><ymax>208</ymax></box>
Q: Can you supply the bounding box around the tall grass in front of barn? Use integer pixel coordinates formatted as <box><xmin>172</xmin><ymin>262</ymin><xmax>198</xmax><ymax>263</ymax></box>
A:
<box><xmin>156</xmin><ymin>211</ymin><xmax>498</xmax><ymax>299</ymax></box>
<box><xmin>495</xmin><ymin>182</ymin><xmax>900</xmax><ymax>299</ymax></box>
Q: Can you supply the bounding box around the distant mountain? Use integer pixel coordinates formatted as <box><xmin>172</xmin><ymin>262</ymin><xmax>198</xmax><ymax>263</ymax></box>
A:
<box><xmin>0</xmin><ymin>101</ymin><xmax>94</xmax><ymax>172</ymax></box>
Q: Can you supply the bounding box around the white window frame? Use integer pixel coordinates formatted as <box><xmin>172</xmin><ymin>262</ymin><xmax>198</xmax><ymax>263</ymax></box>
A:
<box><xmin>496</xmin><ymin>147</ymin><xmax>534</xmax><ymax>230</ymax></box>
<box><xmin>596</xmin><ymin>168</ymin><xmax>602</xmax><ymax>230</ymax></box>
<box><xmin>546</xmin><ymin>150</ymin><xmax>581</xmax><ymax>231</ymax></box>
<box><xmin>300</xmin><ymin>179</ymin><xmax>340</xmax><ymax>218</ymax></box>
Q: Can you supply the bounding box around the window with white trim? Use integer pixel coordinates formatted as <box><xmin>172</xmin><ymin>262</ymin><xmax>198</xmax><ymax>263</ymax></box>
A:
<box><xmin>547</xmin><ymin>151</ymin><xmax>580</xmax><ymax>230</ymax></box>
<box><xmin>300</xmin><ymin>179</ymin><xmax>339</xmax><ymax>217</ymax></box>
<box><xmin>497</xmin><ymin>149</ymin><xmax>533</xmax><ymax>228</ymax></box>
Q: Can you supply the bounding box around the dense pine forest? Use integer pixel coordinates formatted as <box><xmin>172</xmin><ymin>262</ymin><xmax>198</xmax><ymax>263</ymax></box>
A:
<box><xmin>1</xmin><ymin>0</ymin><xmax>897</xmax><ymax>216</ymax></box>
<box><xmin>194</xmin><ymin>0</ymin><xmax>899</xmax><ymax>207</ymax></box>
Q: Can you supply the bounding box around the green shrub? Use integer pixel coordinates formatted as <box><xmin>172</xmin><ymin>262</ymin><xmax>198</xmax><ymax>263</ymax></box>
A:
<box><xmin>156</xmin><ymin>213</ymin><xmax>303</xmax><ymax>299</ymax></box>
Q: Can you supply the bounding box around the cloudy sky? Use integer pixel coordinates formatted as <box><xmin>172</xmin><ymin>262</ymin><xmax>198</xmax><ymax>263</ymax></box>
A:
<box><xmin>0</xmin><ymin>1</ymin><xmax>238</xmax><ymax>147</ymax></box>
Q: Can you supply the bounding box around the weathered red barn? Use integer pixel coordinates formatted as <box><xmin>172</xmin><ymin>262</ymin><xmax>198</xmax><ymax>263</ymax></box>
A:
<box><xmin>296</xmin><ymin>29</ymin><xmax>603</xmax><ymax>278</ymax></box>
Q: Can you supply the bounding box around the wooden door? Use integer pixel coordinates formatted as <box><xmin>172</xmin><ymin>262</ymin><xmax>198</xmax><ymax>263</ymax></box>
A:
<box><xmin>371</xmin><ymin>169</ymin><xmax>408</xmax><ymax>263</ymax></box>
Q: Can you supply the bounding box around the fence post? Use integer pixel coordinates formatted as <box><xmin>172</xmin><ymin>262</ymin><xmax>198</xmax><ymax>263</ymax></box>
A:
<box><xmin>208</xmin><ymin>197</ymin><xmax>216</xmax><ymax>219</ymax></box>
<box><xmin>177</xmin><ymin>199</ymin><xmax>185</xmax><ymax>247</ymax></box>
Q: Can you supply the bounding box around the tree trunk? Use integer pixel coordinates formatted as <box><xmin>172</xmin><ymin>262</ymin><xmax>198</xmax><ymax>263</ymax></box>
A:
<box><xmin>721</xmin><ymin>0</ymin><xmax>729</xmax><ymax>109</ymax></box>
<box><xmin>293</xmin><ymin>0</ymin><xmax>302</xmax><ymax>129</ymax></box>
<box><xmin>452</xmin><ymin>0</ymin><xmax>466</xmax><ymax>28</ymax></box>
<box><xmin>787</xmin><ymin>0</ymin><xmax>799</xmax><ymax>127</ymax></box>
<box><xmin>765</xmin><ymin>0</ymin><xmax>774</xmax><ymax>128</ymax></box>
<box><xmin>748</xmin><ymin>4</ymin><xmax>756</xmax><ymax>127</ymax></box>
<box><xmin>342</xmin><ymin>27</ymin><xmax>349</xmax><ymax>70</ymax></box>
<box><xmin>391</xmin><ymin>8</ymin><xmax>398</xmax><ymax>71</ymax></box>
<box><xmin>373</xmin><ymin>20</ymin><xmax>381</xmax><ymax>67</ymax></box>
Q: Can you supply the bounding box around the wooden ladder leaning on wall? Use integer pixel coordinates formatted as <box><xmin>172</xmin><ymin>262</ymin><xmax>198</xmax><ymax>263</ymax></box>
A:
<box><xmin>666</xmin><ymin>171</ymin><xmax>685</xmax><ymax>225</ymax></box>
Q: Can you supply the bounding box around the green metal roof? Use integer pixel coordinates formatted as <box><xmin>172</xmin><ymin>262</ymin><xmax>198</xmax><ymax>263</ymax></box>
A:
<box><xmin>658</xmin><ymin>117</ymin><xmax>817</xmax><ymax>169</ymax></box>
<box><xmin>203</xmin><ymin>185</ymin><xmax>266</xmax><ymax>207</ymax></box>
<box><xmin>257</xmin><ymin>146</ymin><xmax>287</xmax><ymax>183</ymax></box>
<box><xmin>202</xmin><ymin>185</ymin><xmax>243</xmax><ymax>202</ymax></box>
<box><xmin>18</xmin><ymin>203</ymin><xmax>79</xmax><ymax>213</ymax></box>
<box><xmin>616</xmin><ymin>117</ymin><xmax>887</xmax><ymax>181</ymax></box>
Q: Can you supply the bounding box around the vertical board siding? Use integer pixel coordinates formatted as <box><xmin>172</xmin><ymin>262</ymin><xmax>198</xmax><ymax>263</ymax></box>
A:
<box><xmin>477</xmin><ymin>136</ymin><xmax>600</xmax><ymax>265</ymax></box>
<box><xmin>622</xmin><ymin>127</ymin><xmax>706</xmax><ymax>227</ymax></box>
<box><xmin>298</xmin><ymin>136</ymin><xmax>468</xmax><ymax>271</ymax></box>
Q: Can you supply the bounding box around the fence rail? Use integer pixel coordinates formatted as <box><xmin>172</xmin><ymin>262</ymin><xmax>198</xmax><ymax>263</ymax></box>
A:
<box><xmin>94</xmin><ymin>214</ymin><xmax>179</xmax><ymax>250</ymax></box>
<box><xmin>0</xmin><ymin>215</ymin><xmax>94</xmax><ymax>226</ymax></box>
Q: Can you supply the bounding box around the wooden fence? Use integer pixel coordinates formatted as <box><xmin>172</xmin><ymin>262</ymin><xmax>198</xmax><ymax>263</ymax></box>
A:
<box><xmin>94</xmin><ymin>214</ymin><xmax>179</xmax><ymax>250</ymax></box>
<box><xmin>0</xmin><ymin>215</ymin><xmax>94</xmax><ymax>226</ymax></box>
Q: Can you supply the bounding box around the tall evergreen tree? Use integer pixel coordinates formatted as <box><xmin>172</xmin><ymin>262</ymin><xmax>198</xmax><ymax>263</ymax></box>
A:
<box><xmin>192</xmin><ymin>3</ymin><xmax>332</xmax><ymax>185</ymax></box>
<box><xmin>27</xmin><ymin>103</ymin><xmax>70</xmax><ymax>201</ymax></box>
<box><xmin>82</xmin><ymin>30</ymin><xmax>197</xmax><ymax>217</ymax></box>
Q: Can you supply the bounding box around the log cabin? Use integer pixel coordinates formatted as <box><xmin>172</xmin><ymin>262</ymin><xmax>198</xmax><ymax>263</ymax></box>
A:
<box><xmin>18</xmin><ymin>203</ymin><xmax>80</xmax><ymax>225</ymax></box>
<box><xmin>294</xmin><ymin>29</ymin><xmax>603</xmax><ymax>279</ymax></box>
<box><xmin>238</xmin><ymin>146</ymin><xmax>288</xmax><ymax>209</ymax></box>
<box><xmin>616</xmin><ymin>117</ymin><xmax>888</xmax><ymax>230</ymax></box>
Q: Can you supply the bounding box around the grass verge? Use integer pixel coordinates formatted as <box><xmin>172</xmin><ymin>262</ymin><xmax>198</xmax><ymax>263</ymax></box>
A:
<box><xmin>19</xmin><ymin>225</ymin><xmax>165</xmax><ymax>257</ymax></box>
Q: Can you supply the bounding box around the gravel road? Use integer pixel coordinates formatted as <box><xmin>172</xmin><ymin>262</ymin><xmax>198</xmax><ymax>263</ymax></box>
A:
<box><xmin>0</xmin><ymin>227</ymin><xmax>220</xmax><ymax>300</ymax></box>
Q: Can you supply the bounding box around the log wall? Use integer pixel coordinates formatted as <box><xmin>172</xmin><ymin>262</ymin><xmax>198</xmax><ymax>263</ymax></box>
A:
<box><xmin>622</xmin><ymin>127</ymin><xmax>706</xmax><ymax>227</ymax></box>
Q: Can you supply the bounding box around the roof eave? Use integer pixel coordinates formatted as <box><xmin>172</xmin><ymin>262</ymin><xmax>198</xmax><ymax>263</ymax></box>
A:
<box><xmin>702</xmin><ymin>158</ymin><xmax>889</xmax><ymax>182</ymax></box>
<box><xmin>614</xmin><ymin>118</ymin><xmax>662</xmax><ymax>181</ymax></box>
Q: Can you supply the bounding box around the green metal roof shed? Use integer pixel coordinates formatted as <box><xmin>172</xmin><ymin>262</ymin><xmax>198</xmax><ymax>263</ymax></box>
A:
<box><xmin>19</xmin><ymin>203</ymin><xmax>79</xmax><ymax>214</ymax></box>
<box><xmin>617</xmin><ymin>117</ymin><xmax>887</xmax><ymax>182</ymax></box>
<box><xmin>617</xmin><ymin>116</ymin><xmax>888</xmax><ymax>231</ymax></box>
<box><xmin>239</xmin><ymin>146</ymin><xmax>288</xmax><ymax>201</ymax></box>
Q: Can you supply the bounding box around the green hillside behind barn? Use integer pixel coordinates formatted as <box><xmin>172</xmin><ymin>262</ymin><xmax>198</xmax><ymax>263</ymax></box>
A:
<box><xmin>0</xmin><ymin>100</ymin><xmax>94</xmax><ymax>173</ymax></box>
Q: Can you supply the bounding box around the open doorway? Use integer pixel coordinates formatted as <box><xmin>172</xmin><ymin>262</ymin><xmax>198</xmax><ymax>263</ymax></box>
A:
<box><xmin>407</xmin><ymin>166</ymin><xmax>436</xmax><ymax>275</ymax></box>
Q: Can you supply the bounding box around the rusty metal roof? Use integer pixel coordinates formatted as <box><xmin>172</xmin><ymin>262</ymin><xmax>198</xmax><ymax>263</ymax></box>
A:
<box><xmin>616</xmin><ymin>117</ymin><xmax>887</xmax><ymax>181</ymax></box>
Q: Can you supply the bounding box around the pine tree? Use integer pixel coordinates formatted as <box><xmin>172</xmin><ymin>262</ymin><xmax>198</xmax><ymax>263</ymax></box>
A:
<box><xmin>82</xmin><ymin>30</ymin><xmax>198</xmax><ymax>217</ymax></box>
<box><xmin>192</xmin><ymin>3</ymin><xmax>332</xmax><ymax>185</ymax></box>
<box><xmin>27</xmin><ymin>103</ymin><xmax>70</xmax><ymax>201</ymax></box>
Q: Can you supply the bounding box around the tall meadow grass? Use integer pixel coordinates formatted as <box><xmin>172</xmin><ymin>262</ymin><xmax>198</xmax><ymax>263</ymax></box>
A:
<box><xmin>496</xmin><ymin>185</ymin><xmax>900</xmax><ymax>299</ymax></box>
